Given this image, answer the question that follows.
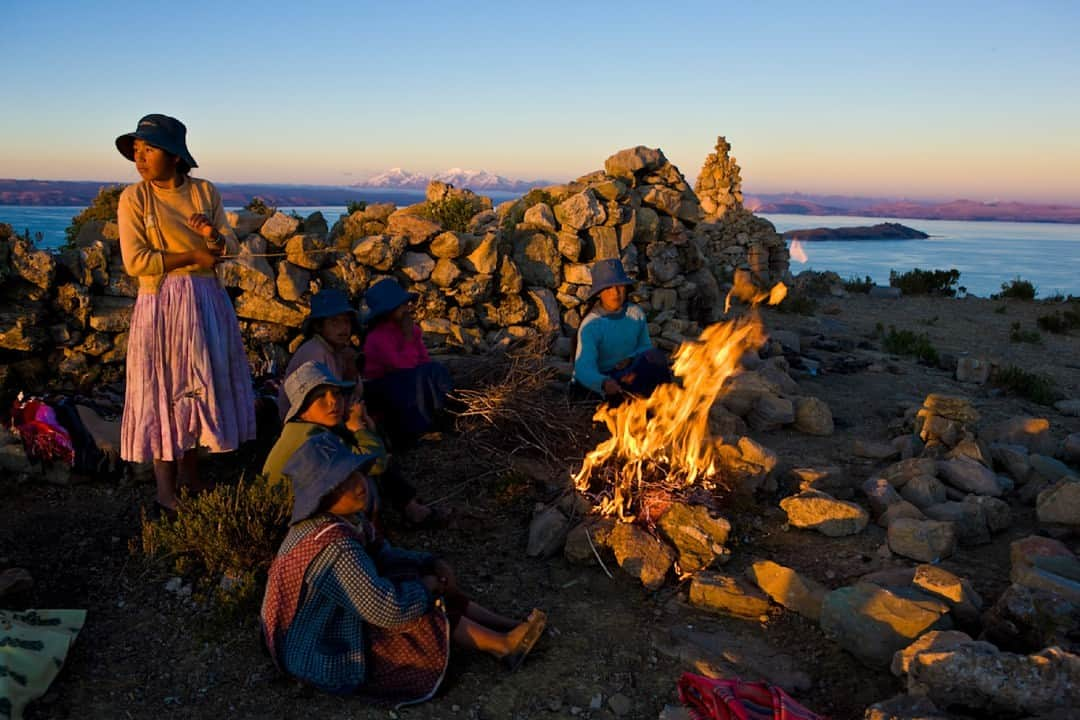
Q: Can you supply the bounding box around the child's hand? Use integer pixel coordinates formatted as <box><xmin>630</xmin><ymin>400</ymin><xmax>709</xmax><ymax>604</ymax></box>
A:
<box><xmin>602</xmin><ymin>379</ymin><xmax>622</xmax><ymax>397</ymax></box>
<box><xmin>187</xmin><ymin>213</ymin><xmax>218</xmax><ymax>240</ymax></box>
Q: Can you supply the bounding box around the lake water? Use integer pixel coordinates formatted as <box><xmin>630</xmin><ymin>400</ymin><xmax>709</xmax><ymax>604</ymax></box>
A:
<box><xmin>3</xmin><ymin>205</ymin><xmax>1078</xmax><ymax>299</ymax></box>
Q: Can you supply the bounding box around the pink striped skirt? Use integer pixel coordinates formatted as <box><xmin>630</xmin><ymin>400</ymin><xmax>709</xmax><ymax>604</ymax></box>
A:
<box><xmin>121</xmin><ymin>275</ymin><xmax>256</xmax><ymax>463</ymax></box>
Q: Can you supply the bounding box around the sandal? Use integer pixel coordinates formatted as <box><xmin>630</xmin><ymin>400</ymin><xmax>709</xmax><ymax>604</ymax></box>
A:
<box><xmin>502</xmin><ymin>609</ymin><xmax>547</xmax><ymax>672</ymax></box>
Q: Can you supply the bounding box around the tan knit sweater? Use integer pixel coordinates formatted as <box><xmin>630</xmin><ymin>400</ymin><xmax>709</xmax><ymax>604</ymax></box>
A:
<box><xmin>117</xmin><ymin>177</ymin><xmax>238</xmax><ymax>293</ymax></box>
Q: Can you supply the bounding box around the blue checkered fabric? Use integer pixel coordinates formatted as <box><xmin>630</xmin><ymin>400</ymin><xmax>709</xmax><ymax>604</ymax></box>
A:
<box><xmin>278</xmin><ymin>515</ymin><xmax>434</xmax><ymax>694</ymax></box>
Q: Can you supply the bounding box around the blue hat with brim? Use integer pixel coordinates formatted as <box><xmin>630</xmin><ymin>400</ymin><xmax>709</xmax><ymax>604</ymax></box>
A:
<box><xmin>284</xmin><ymin>432</ymin><xmax>377</xmax><ymax>525</ymax></box>
<box><xmin>363</xmin><ymin>279</ymin><xmax>418</xmax><ymax>325</ymax></box>
<box><xmin>302</xmin><ymin>288</ymin><xmax>360</xmax><ymax>336</ymax></box>
<box><xmin>588</xmin><ymin>258</ymin><xmax>634</xmax><ymax>299</ymax></box>
<box><xmin>283</xmin><ymin>360</ymin><xmax>355</xmax><ymax>424</ymax></box>
<box><xmin>116</xmin><ymin>114</ymin><xmax>198</xmax><ymax>170</ymax></box>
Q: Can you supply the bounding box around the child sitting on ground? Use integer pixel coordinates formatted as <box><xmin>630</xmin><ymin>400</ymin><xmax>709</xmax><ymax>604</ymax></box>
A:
<box><xmin>573</xmin><ymin>258</ymin><xmax>672</xmax><ymax>402</ymax></box>
<box><xmin>261</xmin><ymin>432</ymin><xmax>546</xmax><ymax>703</ymax></box>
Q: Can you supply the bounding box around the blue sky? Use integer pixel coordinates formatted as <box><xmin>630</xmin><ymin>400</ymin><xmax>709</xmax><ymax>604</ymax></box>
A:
<box><xmin>2</xmin><ymin>0</ymin><xmax>1078</xmax><ymax>202</ymax></box>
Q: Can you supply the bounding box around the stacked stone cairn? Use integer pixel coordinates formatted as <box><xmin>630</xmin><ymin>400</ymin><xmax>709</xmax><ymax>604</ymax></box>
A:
<box><xmin>0</xmin><ymin>141</ymin><xmax>794</xmax><ymax>392</ymax></box>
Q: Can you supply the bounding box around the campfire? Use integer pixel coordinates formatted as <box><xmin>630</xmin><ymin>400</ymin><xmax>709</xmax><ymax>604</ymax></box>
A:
<box><xmin>573</xmin><ymin>276</ymin><xmax>787</xmax><ymax>520</ymax></box>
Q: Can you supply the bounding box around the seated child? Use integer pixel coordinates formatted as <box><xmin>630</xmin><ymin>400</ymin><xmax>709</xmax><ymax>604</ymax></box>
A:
<box><xmin>277</xmin><ymin>288</ymin><xmax>361</xmax><ymax>421</ymax></box>
<box><xmin>573</xmin><ymin>258</ymin><xmax>672</xmax><ymax>401</ymax></box>
<box><xmin>263</xmin><ymin>361</ymin><xmax>445</xmax><ymax>529</ymax></box>
<box><xmin>362</xmin><ymin>279</ymin><xmax>453</xmax><ymax>445</ymax></box>
<box><xmin>261</xmin><ymin>432</ymin><xmax>546</xmax><ymax>702</ymax></box>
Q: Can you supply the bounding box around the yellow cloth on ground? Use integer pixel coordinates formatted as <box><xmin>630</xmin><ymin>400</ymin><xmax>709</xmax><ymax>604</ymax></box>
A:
<box><xmin>0</xmin><ymin>609</ymin><xmax>86</xmax><ymax>720</ymax></box>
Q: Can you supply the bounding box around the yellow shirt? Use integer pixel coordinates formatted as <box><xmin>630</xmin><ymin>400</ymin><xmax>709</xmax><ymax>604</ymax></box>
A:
<box><xmin>117</xmin><ymin>176</ymin><xmax>238</xmax><ymax>293</ymax></box>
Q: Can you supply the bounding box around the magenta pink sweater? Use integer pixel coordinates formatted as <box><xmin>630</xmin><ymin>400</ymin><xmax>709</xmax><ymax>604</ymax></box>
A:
<box><xmin>363</xmin><ymin>322</ymin><xmax>430</xmax><ymax>380</ymax></box>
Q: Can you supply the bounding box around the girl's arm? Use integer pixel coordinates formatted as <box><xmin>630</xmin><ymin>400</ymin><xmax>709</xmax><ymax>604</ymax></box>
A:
<box><xmin>317</xmin><ymin>540</ymin><xmax>432</xmax><ymax>629</ymax></box>
<box><xmin>118</xmin><ymin>187</ymin><xmax>216</xmax><ymax>274</ymax></box>
<box><xmin>630</xmin><ymin>306</ymin><xmax>654</xmax><ymax>356</ymax></box>
<box><xmin>573</xmin><ymin>320</ymin><xmax>607</xmax><ymax>394</ymax></box>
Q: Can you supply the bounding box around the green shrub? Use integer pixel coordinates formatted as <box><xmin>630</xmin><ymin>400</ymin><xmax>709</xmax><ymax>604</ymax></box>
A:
<box><xmin>1009</xmin><ymin>322</ymin><xmax>1042</xmax><ymax>344</ymax></box>
<box><xmin>421</xmin><ymin>195</ymin><xmax>479</xmax><ymax>233</ymax></box>
<box><xmin>136</xmin><ymin>477</ymin><xmax>290</xmax><ymax>610</ymax></box>
<box><xmin>992</xmin><ymin>365</ymin><xmax>1059</xmax><ymax>406</ymax></box>
<box><xmin>245</xmin><ymin>197</ymin><xmax>275</xmax><ymax>215</ymax></box>
<box><xmin>65</xmin><ymin>185</ymin><xmax>124</xmax><ymax>246</ymax></box>
<box><xmin>774</xmin><ymin>293</ymin><xmax>818</xmax><ymax>315</ymax></box>
<box><xmin>501</xmin><ymin>188</ymin><xmax>559</xmax><ymax>231</ymax></box>
<box><xmin>345</xmin><ymin>200</ymin><xmax>368</xmax><ymax>215</ymax></box>
<box><xmin>843</xmin><ymin>275</ymin><xmax>874</xmax><ymax>293</ymax></box>
<box><xmin>993</xmin><ymin>276</ymin><xmax>1037</xmax><ymax>300</ymax></box>
<box><xmin>888</xmin><ymin>268</ymin><xmax>961</xmax><ymax>297</ymax></box>
<box><xmin>1036</xmin><ymin>308</ymin><xmax>1080</xmax><ymax>334</ymax></box>
<box><xmin>993</xmin><ymin>305</ymin><xmax>1008</xmax><ymax>314</ymax></box>
<box><xmin>882</xmin><ymin>326</ymin><xmax>939</xmax><ymax>365</ymax></box>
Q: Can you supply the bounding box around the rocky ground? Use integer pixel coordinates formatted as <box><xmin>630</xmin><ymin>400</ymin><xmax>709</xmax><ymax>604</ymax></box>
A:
<box><xmin>4</xmin><ymin>290</ymin><xmax>1080</xmax><ymax>720</ymax></box>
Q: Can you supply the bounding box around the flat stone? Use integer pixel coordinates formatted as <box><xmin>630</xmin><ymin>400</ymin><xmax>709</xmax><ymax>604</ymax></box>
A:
<box><xmin>554</xmin><ymin>190</ymin><xmax>606</xmax><ymax>230</ymax></box>
<box><xmin>819</xmin><ymin>582</ymin><xmax>952</xmax><ymax>667</ymax></box>
<box><xmin>879</xmin><ymin>458</ymin><xmax>938</xmax><ymax>489</ymax></box>
<box><xmin>789</xmin><ymin>466</ymin><xmax>852</xmax><ymax>499</ymax></box>
<box><xmin>285</xmin><ymin>232</ymin><xmax>329</xmax><ymax>270</ymax></box>
<box><xmin>922</xmin><ymin>501</ymin><xmax>990</xmax><ymax>546</ymax></box>
<box><xmin>746</xmin><ymin>560</ymin><xmax>827</xmax><ymax>621</ymax></box>
<box><xmin>526</xmin><ymin>505</ymin><xmax>570</xmax><ymax>558</ymax></box>
<box><xmin>878</xmin><ymin>500</ymin><xmax>927</xmax><ymax>528</ymax></box>
<box><xmin>887</xmin><ymin>518</ymin><xmax>957</xmax><ymax>562</ymax></box>
<box><xmin>936</xmin><ymin>456</ymin><xmax>1008</xmax><ymax>497</ymax></box>
<box><xmin>919</xmin><ymin>394</ymin><xmax>980</xmax><ymax>424</ymax></box>
<box><xmin>898</xmin><ymin>475</ymin><xmax>948</xmax><ymax>510</ymax></box>
<box><xmin>386</xmin><ymin>211</ymin><xmax>441</xmax><ymax>245</ymax></box>
<box><xmin>1037</xmin><ymin>480</ymin><xmax>1080</xmax><ymax>527</ymax></box>
<box><xmin>689</xmin><ymin>572</ymin><xmax>771</xmax><ymax>619</ymax></box>
<box><xmin>747</xmin><ymin>394</ymin><xmax>794</xmax><ymax>432</ymax></box>
<box><xmin>1030</xmin><ymin>454</ymin><xmax>1080</xmax><ymax>484</ymax></box>
<box><xmin>864</xmin><ymin>694</ymin><xmax>949</xmax><ymax>720</ymax></box>
<box><xmin>463</xmin><ymin>233</ymin><xmax>499</xmax><ymax>275</ymax></box>
<box><xmin>780</xmin><ymin>490</ymin><xmax>870</xmax><ymax>537</ymax></box>
<box><xmin>1010</xmin><ymin>535</ymin><xmax>1080</xmax><ymax>603</ymax></box>
<box><xmin>523</xmin><ymin>202</ymin><xmax>557</xmax><ymax>231</ymax></box>
<box><xmin>962</xmin><ymin>495</ymin><xmax>1012</xmax><ymax>533</ymax></box>
<box><xmin>400</xmin><ymin>251</ymin><xmax>435</xmax><ymax>282</ymax></box>
<box><xmin>854</xmin><ymin>439</ymin><xmax>900</xmax><ymax>460</ymax></box>
<box><xmin>912</xmin><ymin>565</ymin><xmax>982</xmax><ymax>626</ymax></box>
<box><xmin>656</xmin><ymin>503</ymin><xmax>731</xmax><ymax>573</ymax></box>
<box><xmin>892</xmin><ymin>629</ymin><xmax>975</xmax><ymax>677</ymax></box>
<box><xmin>990</xmin><ymin>443</ymin><xmax>1031</xmax><ymax>482</ymax></box>
<box><xmin>982</xmin><ymin>416</ymin><xmax>1056</xmax><ymax>456</ymax></box>
<box><xmin>609</xmin><ymin>523</ymin><xmax>675</xmax><ymax>590</ymax></box>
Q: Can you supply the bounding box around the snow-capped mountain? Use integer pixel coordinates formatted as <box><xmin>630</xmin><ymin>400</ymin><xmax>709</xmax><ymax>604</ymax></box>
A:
<box><xmin>353</xmin><ymin>168</ymin><xmax>550</xmax><ymax>192</ymax></box>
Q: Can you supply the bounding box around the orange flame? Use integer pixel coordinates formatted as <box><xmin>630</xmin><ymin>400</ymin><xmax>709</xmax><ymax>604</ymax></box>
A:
<box><xmin>574</xmin><ymin>279</ymin><xmax>786</xmax><ymax>520</ymax></box>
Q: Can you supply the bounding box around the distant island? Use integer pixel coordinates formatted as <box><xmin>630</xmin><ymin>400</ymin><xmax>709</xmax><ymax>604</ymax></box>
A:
<box><xmin>783</xmin><ymin>222</ymin><xmax>930</xmax><ymax>241</ymax></box>
<box><xmin>746</xmin><ymin>192</ymin><xmax>1080</xmax><ymax>224</ymax></box>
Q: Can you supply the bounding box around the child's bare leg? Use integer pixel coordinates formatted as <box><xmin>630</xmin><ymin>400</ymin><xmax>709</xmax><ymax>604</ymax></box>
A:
<box><xmin>462</xmin><ymin>601</ymin><xmax>522</xmax><ymax>632</ymax></box>
<box><xmin>452</xmin><ymin>617</ymin><xmax>533</xmax><ymax>658</ymax></box>
<box><xmin>153</xmin><ymin>460</ymin><xmax>178</xmax><ymax>508</ymax></box>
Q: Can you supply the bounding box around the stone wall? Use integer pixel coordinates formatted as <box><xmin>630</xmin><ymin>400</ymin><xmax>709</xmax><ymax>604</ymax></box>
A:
<box><xmin>0</xmin><ymin>138</ymin><xmax>791</xmax><ymax>390</ymax></box>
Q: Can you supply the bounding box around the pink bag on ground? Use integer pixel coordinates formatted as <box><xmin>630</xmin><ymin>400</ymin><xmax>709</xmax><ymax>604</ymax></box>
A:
<box><xmin>9</xmin><ymin>396</ymin><xmax>75</xmax><ymax>466</ymax></box>
<box><xmin>677</xmin><ymin>672</ymin><xmax>827</xmax><ymax>720</ymax></box>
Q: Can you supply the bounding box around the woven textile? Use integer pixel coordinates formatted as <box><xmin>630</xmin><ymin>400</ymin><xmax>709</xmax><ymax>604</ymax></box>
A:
<box><xmin>677</xmin><ymin>673</ymin><xmax>826</xmax><ymax>720</ymax></box>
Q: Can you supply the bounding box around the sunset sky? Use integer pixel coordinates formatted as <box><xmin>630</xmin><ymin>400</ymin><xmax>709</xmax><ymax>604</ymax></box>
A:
<box><xmin>3</xmin><ymin>0</ymin><xmax>1078</xmax><ymax>202</ymax></box>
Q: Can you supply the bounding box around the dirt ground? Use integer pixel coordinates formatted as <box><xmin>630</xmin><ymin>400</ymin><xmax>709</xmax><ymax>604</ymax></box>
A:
<box><xmin>4</xmin><ymin>292</ymin><xmax>1080</xmax><ymax>720</ymax></box>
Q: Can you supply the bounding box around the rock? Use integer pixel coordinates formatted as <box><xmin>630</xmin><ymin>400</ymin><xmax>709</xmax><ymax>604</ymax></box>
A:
<box><xmin>879</xmin><ymin>458</ymin><xmax>938</xmax><ymax>489</ymax></box>
<box><xmin>920</xmin><ymin>394</ymin><xmax>980</xmax><ymax>424</ymax></box>
<box><xmin>88</xmin><ymin>296</ymin><xmax>135</xmax><ymax>332</ymax></box>
<box><xmin>430</xmin><ymin>258</ymin><xmax>462</xmax><ymax>288</ymax></box>
<box><xmin>746</xmin><ymin>560</ymin><xmax>827</xmax><ymax>621</ymax></box>
<box><xmin>1010</xmin><ymin>535</ymin><xmax>1080</xmax><ymax>604</ymax></box>
<box><xmin>869</xmin><ymin>286</ymin><xmax>902</xmax><ymax>299</ymax></box>
<box><xmin>563</xmin><ymin>263</ymin><xmax>592</xmax><ymax>286</ymax></box>
<box><xmin>991</xmin><ymin>443</ymin><xmax>1031</xmax><ymax>482</ymax></box>
<box><xmin>793</xmin><ymin>396</ymin><xmax>834</xmax><ymax>436</ymax></box>
<box><xmin>963</xmin><ymin>495</ymin><xmax>1012</xmax><ymax>533</ymax></box>
<box><xmin>401</xmin><ymin>251</ymin><xmax>435</xmax><ymax>282</ymax></box>
<box><xmin>527</xmin><ymin>288</ymin><xmax>561</xmax><ymax>333</ymax></box>
<box><xmin>887</xmin><ymin>519</ymin><xmax>957</xmax><ymax>562</ymax></box>
<box><xmin>789</xmin><ymin>466</ymin><xmax>852</xmax><ymax>499</ymax></box>
<box><xmin>587</xmin><ymin>225</ymin><xmax>620</xmax><ymax>260</ymax></box>
<box><xmin>386</xmin><ymin>211</ymin><xmax>441</xmax><ymax>245</ymax></box>
<box><xmin>455</xmin><ymin>274</ymin><xmax>493</xmax><ymax>307</ymax></box>
<box><xmin>878</xmin><ymin>501</ymin><xmax>927</xmax><ymax>528</ymax></box>
<box><xmin>656</xmin><ymin>502</ymin><xmax>731</xmax><ymax>573</ymax></box>
<box><xmin>1055</xmin><ymin>399</ymin><xmax>1080</xmax><ymax>417</ymax></box>
<box><xmin>526</xmin><ymin>505</ymin><xmax>570</xmax><ymax>558</ymax></box>
<box><xmin>499</xmin><ymin>256</ymin><xmax>523</xmax><ymax>295</ymax></box>
<box><xmin>1037</xmin><ymin>480</ymin><xmax>1080</xmax><ymax>527</ymax></box>
<box><xmin>430</xmin><ymin>231</ymin><xmax>468</xmax><ymax>258</ymax></box>
<box><xmin>564</xmin><ymin>518</ymin><xmax>616</xmax><ymax>565</ymax></box>
<box><xmin>1030</xmin><ymin>454</ymin><xmax>1079</xmax><ymax>484</ymax></box>
<box><xmin>234</xmin><ymin>293</ymin><xmax>305</xmax><ymax>327</ymax></box>
<box><xmin>608</xmin><ymin>523</ymin><xmax>675</xmax><ymax>590</ymax></box>
<box><xmin>523</xmin><ymin>202</ymin><xmax>557</xmax><ymax>231</ymax></box>
<box><xmin>275</xmin><ymin>261</ymin><xmax>310</xmax><ymax>302</ymax></box>
<box><xmin>922</xmin><ymin>501</ymin><xmax>990</xmax><ymax>546</ymax></box>
<box><xmin>912</xmin><ymin>565</ymin><xmax>982</xmax><ymax>626</ymax></box>
<box><xmin>352</xmin><ymin>235</ymin><xmax>404</xmax><ymax>271</ymax></box>
<box><xmin>983</xmin><ymin>416</ymin><xmax>1055</xmax><ymax>456</ymax></box>
<box><xmin>891</xmin><ymin>629</ymin><xmax>975</xmax><ymax>676</ymax></box>
<box><xmin>285</xmin><ymin>233</ymin><xmax>329</xmax><ymax>270</ymax></box>
<box><xmin>512</xmin><ymin>232</ymin><xmax>560</xmax><ymax>288</ymax></box>
<box><xmin>463</xmin><ymin>233</ymin><xmax>498</xmax><ymax>275</ymax></box>
<box><xmin>554</xmin><ymin>190</ymin><xmax>607</xmax><ymax>231</ymax></box>
<box><xmin>10</xmin><ymin>238</ymin><xmax>56</xmax><ymax>289</ymax></box>
<box><xmin>1065</xmin><ymin>433</ymin><xmax>1080</xmax><ymax>466</ymax></box>
<box><xmin>854</xmin><ymin>439</ymin><xmax>900</xmax><ymax>460</ymax></box>
<box><xmin>259</xmin><ymin>211</ymin><xmax>301</xmax><ymax>244</ymax></box>
<box><xmin>219</xmin><ymin>253</ymin><xmax>276</xmax><ymax>298</ymax></box>
<box><xmin>226</xmin><ymin>209</ymin><xmax>267</xmax><ymax>236</ymax></box>
<box><xmin>899</xmin><ymin>475</ymin><xmax>948</xmax><ymax>510</ymax></box>
<box><xmin>556</xmin><ymin>231</ymin><xmax>583</xmax><ymax>262</ymax></box>
<box><xmin>747</xmin><ymin>394</ymin><xmax>794</xmax><ymax>432</ymax></box>
<box><xmin>688</xmin><ymin>572</ymin><xmax>771</xmax><ymax>619</ymax></box>
<box><xmin>983</xmin><ymin>582</ymin><xmax>1080</xmax><ymax>654</ymax></box>
<box><xmin>819</xmin><ymin>582</ymin><xmax>952</xmax><ymax>667</ymax></box>
<box><xmin>0</xmin><ymin>568</ymin><xmax>33</xmax><ymax>600</ymax></box>
<box><xmin>780</xmin><ymin>490</ymin><xmax>869</xmax><ymax>537</ymax></box>
<box><xmin>864</xmin><ymin>694</ymin><xmax>949</xmax><ymax>720</ymax></box>
<box><xmin>608</xmin><ymin>693</ymin><xmax>631</xmax><ymax>717</ymax></box>
<box><xmin>936</xmin><ymin>456</ymin><xmax>1008</xmax><ymax>497</ymax></box>
<box><xmin>907</xmin><ymin>643</ymin><xmax>1080</xmax><ymax>715</ymax></box>
<box><xmin>863</xmin><ymin>477</ymin><xmax>904</xmax><ymax>516</ymax></box>
<box><xmin>955</xmin><ymin>357</ymin><xmax>991</xmax><ymax>384</ymax></box>
<box><xmin>944</xmin><ymin>438</ymin><xmax>992</xmax><ymax>467</ymax></box>
<box><xmin>604</xmin><ymin>146</ymin><xmax>665</xmax><ymax>179</ymax></box>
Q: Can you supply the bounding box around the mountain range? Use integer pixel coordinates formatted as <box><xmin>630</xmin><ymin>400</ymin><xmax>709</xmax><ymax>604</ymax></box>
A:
<box><xmin>354</xmin><ymin>168</ymin><xmax>551</xmax><ymax>192</ymax></box>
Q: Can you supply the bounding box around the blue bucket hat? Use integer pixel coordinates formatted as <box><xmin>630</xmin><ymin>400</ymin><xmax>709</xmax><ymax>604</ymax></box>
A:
<box><xmin>282</xmin><ymin>432</ymin><xmax>377</xmax><ymax>524</ymax></box>
<box><xmin>364</xmin><ymin>279</ymin><xmax>418</xmax><ymax>325</ymax></box>
<box><xmin>588</xmin><ymin>258</ymin><xmax>634</xmax><ymax>299</ymax></box>
<box><xmin>115</xmin><ymin>114</ymin><xmax>198</xmax><ymax>170</ymax></box>
<box><xmin>302</xmin><ymin>288</ymin><xmax>360</xmax><ymax>336</ymax></box>
<box><xmin>283</xmin><ymin>360</ymin><xmax>355</xmax><ymax>424</ymax></box>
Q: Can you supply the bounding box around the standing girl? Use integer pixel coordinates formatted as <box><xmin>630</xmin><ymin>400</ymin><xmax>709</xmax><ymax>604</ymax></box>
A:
<box><xmin>115</xmin><ymin>114</ymin><xmax>256</xmax><ymax>512</ymax></box>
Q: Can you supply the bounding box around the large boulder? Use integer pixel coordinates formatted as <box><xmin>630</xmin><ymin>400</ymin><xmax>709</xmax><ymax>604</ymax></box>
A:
<box><xmin>512</xmin><ymin>232</ymin><xmax>561</xmax><ymax>288</ymax></box>
<box><xmin>604</xmin><ymin>146</ymin><xmax>666</xmax><ymax>180</ymax></box>
<box><xmin>936</xmin><ymin>456</ymin><xmax>1009</xmax><ymax>497</ymax></box>
<box><xmin>780</xmin><ymin>490</ymin><xmax>869</xmax><ymax>537</ymax></box>
<box><xmin>386</xmin><ymin>211</ymin><xmax>441</xmax><ymax>245</ymax></box>
<box><xmin>554</xmin><ymin>190</ymin><xmax>607</xmax><ymax>231</ymax></box>
<box><xmin>746</xmin><ymin>560</ymin><xmax>827</xmax><ymax>621</ymax></box>
<box><xmin>688</xmin><ymin>572</ymin><xmax>771</xmax><ymax>619</ymax></box>
<box><xmin>608</xmin><ymin>523</ymin><xmax>675</xmax><ymax>590</ymax></box>
<box><xmin>887</xmin><ymin>518</ymin><xmax>957</xmax><ymax>562</ymax></box>
<box><xmin>982</xmin><ymin>582</ymin><xmax>1080</xmax><ymax>653</ymax></box>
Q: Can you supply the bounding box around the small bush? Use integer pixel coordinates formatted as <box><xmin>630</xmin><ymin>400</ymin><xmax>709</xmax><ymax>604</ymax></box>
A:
<box><xmin>1009</xmin><ymin>322</ymin><xmax>1042</xmax><ymax>344</ymax></box>
<box><xmin>345</xmin><ymin>200</ymin><xmax>368</xmax><ymax>215</ymax></box>
<box><xmin>993</xmin><ymin>276</ymin><xmax>1037</xmax><ymax>300</ymax></box>
<box><xmin>992</xmin><ymin>365</ymin><xmax>1059</xmax><ymax>406</ymax></box>
<box><xmin>421</xmin><ymin>195</ymin><xmax>478</xmax><ymax>233</ymax></box>
<box><xmin>843</xmin><ymin>275</ymin><xmax>874</xmax><ymax>294</ymax></box>
<box><xmin>882</xmin><ymin>326</ymin><xmax>939</xmax><ymax>365</ymax></box>
<box><xmin>65</xmin><ymin>185</ymin><xmax>124</xmax><ymax>246</ymax></box>
<box><xmin>244</xmin><ymin>197</ymin><xmax>275</xmax><ymax>215</ymax></box>
<box><xmin>993</xmin><ymin>305</ymin><xmax>1008</xmax><ymax>314</ymax></box>
<box><xmin>1042</xmin><ymin>292</ymin><xmax>1066</xmax><ymax>303</ymax></box>
<box><xmin>502</xmin><ymin>188</ymin><xmax>559</xmax><ymax>231</ymax></box>
<box><xmin>888</xmin><ymin>268</ymin><xmax>961</xmax><ymax>297</ymax></box>
<box><xmin>136</xmin><ymin>477</ymin><xmax>290</xmax><ymax>610</ymax></box>
<box><xmin>774</xmin><ymin>293</ymin><xmax>818</xmax><ymax>315</ymax></box>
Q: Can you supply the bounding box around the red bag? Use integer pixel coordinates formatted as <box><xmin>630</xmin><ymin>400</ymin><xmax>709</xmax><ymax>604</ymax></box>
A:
<box><xmin>677</xmin><ymin>673</ymin><xmax>826</xmax><ymax>720</ymax></box>
<box><xmin>9</xmin><ymin>396</ymin><xmax>75</xmax><ymax>466</ymax></box>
